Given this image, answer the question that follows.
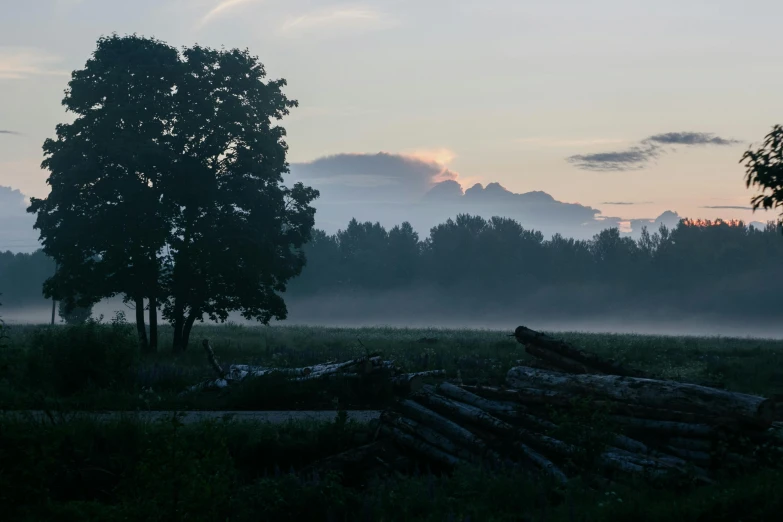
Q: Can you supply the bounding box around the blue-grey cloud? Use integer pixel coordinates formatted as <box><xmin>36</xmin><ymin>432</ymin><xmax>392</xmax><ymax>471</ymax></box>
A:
<box><xmin>647</xmin><ymin>132</ymin><xmax>740</xmax><ymax>146</ymax></box>
<box><xmin>602</xmin><ymin>201</ymin><xmax>653</xmax><ymax>205</ymax></box>
<box><xmin>0</xmin><ymin>130</ymin><xmax>21</xmax><ymax>135</ymax></box>
<box><xmin>288</xmin><ymin>152</ymin><xmax>622</xmax><ymax>239</ymax></box>
<box><xmin>566</xmin><ymin>144</ymin><xmax>659</xmax><ymax>171</ymax></box>
<box><xmin>567</xmin><ymin>131</ymin><xmax>741</xmax><ymax>171</ymax></box>
<box><xmin>0</xmin><ymin>186</ymin><xmax>39</xmax><ymax>253</ymax></box>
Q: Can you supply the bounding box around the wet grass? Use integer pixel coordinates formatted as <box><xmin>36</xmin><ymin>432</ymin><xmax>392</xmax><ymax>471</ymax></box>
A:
<box><xmin>2</xmin><ymin>322</ymin><xmax>782</xmax><ymax>412</ymax></box>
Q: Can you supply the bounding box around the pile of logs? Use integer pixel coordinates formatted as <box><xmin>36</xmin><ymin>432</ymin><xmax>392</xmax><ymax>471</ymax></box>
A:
<box><xmin>184</xmin><ymin>339</ymin><xmax>445</xmax><ymax>395</ymax></box>
<box><xmin>376</xmin><ymin>326</ymin><xmax>783</xmax><ymax>484</ymax></box>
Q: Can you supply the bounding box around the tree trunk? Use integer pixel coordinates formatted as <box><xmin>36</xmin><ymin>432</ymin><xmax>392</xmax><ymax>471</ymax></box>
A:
<box><xmin>134</xmin><ymin>296</ymin><xmax>149</xmax><ymax>353</ymax></box>
<box><xmin>506</xmin><ymin>366</ymin><xmax>777</xmax><ymax>425</ymax></box>
<box><xmin>148</xmin><ymin>294</ymin><xmax>158</xmax><ymax>353</ymax></box>
<box><xmin>171</xmin><ymin>300</ymin><xmax>185</xmax><ymax>354</ymax></box>
<box><xmin>181</xmin><ymin>310</ymin><xmax>199</xmax><ymax>351</ymax></box>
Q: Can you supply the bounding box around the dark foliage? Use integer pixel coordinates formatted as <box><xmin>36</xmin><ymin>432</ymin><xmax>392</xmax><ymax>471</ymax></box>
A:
<box><xmin>26</xmin><ymin>34</ymin><xmax>318</xmax><ymax>353</ymax></box>
<box><xmin>23</xmin><ymin>320</ymin><xmax>138</xmax><ymax>396</ymax></box>
<box><xmin>2</xmin><ymin>415</ymin><xmax>783</xmax><ymax>521</ymax></box>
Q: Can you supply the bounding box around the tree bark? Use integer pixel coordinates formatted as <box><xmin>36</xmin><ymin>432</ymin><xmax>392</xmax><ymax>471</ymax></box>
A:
<box><xmin>514</xmin><ymin>326</ymin><xmax>649</xmax><ymax>377</ymax></box>
<box><xmin>391</xmin><ymin>371</ymin><xmax>447</xmax><ymax>395</ymax></box>
<box><xmin>413</xmin><ymin>389</ymin><xmax>517</xmax><ymax>437</ymax></box>
<box><xmin>171</xmin><ymin>300</ymin><xmax>185</xmax><ymax>354</ymax></box>
<box><xmin>181</xmin><ymin>310</ymin><xmax>199</xmax><ymax>351</ymax></box>
<box><xmin>202</xmin><ymin>339</ymin><xmax>224</xmax><ymax>379</ymax></box>
<box><xmin>148</xmin><ymin>294</ymin><xmax>158</xmax><ymax>353</ymax></box>
<box><xmin>395</xmin><ymin>399</ymin><xmax>489</xmax><ymax>455</ymax></box>
<box><xmin>134</xmin><ymin>296</ymin><xmax>149</xmax><ymax>353</ymax></box>
<box><xmin>381</xmin><ymin>411</ymin><xmax>480</xmax><ymax>464</ymax></box>
<box><xmin>506</xmin><ymin>366</ymin><xmax>777</xmax><ymax>425</ymax></box>
<box><xmin>609</xmin><ymin>416</ymin><xmax>715</xmax><ymax>438</ymax></box>
<box><xmin>435</xmin><ymin>382</ymin><xmax>556</xmax><ymax>432</ymax></box>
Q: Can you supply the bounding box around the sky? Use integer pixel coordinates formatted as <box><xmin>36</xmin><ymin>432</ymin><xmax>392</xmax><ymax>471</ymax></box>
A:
<box><xmin>1</xmin><ymin>0</ymin><xmax>782</xmax><ymax>251</ymax></box>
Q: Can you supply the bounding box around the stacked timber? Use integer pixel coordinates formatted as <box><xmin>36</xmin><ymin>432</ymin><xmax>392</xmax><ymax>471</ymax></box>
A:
<box><xmin>376</xmin><ymin>326</ymin><xmax>783</xmax><ymax>484</ymax></box>
<box><xmin>185</xmin><ymin>339</ymin><xmax>445</xmax><ymax>394</ymax></box>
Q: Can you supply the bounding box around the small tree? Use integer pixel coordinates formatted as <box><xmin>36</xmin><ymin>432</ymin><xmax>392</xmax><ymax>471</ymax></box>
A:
<box><xmin>58</xmin><ymin>299</ymin><xmax>93</xmax><ymax>325</ymax></box>
<box><xmin>741</xmin><ymin>124</ymin><xmax>783</xmax><ymax>228</ymax></box>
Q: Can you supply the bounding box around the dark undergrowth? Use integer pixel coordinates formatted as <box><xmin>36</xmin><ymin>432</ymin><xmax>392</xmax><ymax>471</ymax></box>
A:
<box><xmin>1</xmin><ymin>414</ymin><xmax>783</xmax><ymax>521</ymax></box>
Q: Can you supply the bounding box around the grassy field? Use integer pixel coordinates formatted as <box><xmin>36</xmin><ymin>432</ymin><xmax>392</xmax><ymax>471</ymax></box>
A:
<box><xmin>3</xmin><ymin>321</ymin><xmax>783</xmax><ymax>520</ymax></box>
<box><xmin>2</xmin><ymin>320</ymin><xmax>783</xmax><ymax>411</ymax></box>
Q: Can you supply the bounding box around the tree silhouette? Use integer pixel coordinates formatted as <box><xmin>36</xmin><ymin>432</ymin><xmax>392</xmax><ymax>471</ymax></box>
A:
<box><xmin>742</xmin><ymin>124</ymin><xmax>783</xmax><ymax>226</ymax></box>
<box><xmin>28</xmin><ymin>35</ymin><xmax>318</xmax><ymax>352</ymax></box>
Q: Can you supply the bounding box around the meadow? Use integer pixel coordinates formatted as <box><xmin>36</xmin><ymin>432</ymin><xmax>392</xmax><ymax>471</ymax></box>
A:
<box><xmin>2</xmin><ymin>319</ymin><xmax>783</xmax><ymax>520</ymax></box>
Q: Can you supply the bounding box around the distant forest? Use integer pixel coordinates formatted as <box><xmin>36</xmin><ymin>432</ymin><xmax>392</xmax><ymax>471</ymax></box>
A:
<box><xmin>3</xmin><ymin>214</ymin><xmax>782</xmax><ymax>321</ymax></box>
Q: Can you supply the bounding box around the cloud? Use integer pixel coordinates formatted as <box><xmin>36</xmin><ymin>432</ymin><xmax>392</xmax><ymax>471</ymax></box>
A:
<box><xmin>280</xmin><ymin>6</ymin><xmax>391</xmax><ymax>36</ymax></box>
<box><xmin>701</xmin><ymin>205</ymin><xmax>753</xmax><ymax>210</ymax></box>
<box><xmin>0</xmin><ymin>130</ymin><xmax>21</xmax><ymax>135</ymax></box>
<box><xmin>0</xmin><ymin>47</ymin><xmax>68</xmax><ymax>80</ymax></box>
<box><xmin>290</xmin><ymin>152</ymin><xmax>458</xmax><ymax>202</ymax></box>
<box><xmin>567</xmin><ymin>144</ymin><xmax>659</xmax><ymax>171</ymax></box>
<box><xmin>197</xmin><ymin>0</ymin><xmax>260</xmax><ymax>28</ymax></box>
<box><xmin>287</xmin><ymin>151</ymin><xmax>620</xmax><ymax>239</ymax></box>
<box><xmin>0</xmin><ymin>186</ymin><xmax>39</xmax><ymax>253</ymax></box>
<box><xmin>566</xmin><ymin>131</ymin><xmax>742</xmax><ymax>172</ymax></box>
<box><xmin>647</xmin><ymin>132</ymin><xmax>741</xmax><ymax>146</ymax></box>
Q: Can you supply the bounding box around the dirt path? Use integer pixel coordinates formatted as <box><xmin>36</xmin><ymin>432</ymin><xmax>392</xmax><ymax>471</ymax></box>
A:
<box><xmin>1</xmin><ymin>410</ymin><xmax>382</xmax><ymax>424</ymax></box>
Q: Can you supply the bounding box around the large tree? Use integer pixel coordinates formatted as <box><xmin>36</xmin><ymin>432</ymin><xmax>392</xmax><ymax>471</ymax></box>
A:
<box><xmin>742</xmin><ymin>124</ymin><xmax>783</xmax><ymax>228</ymax></box>
<box><xmin>29</xmin><ymin>35</ymin><xmax>318</xmax><ymax>352</ymax></box>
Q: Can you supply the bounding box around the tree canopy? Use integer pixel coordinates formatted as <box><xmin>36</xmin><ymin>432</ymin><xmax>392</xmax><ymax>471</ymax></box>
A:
<box><xmin>28</xmin><ymin>34</ymin><xmax>318</xmax><ymax>352</ymax></box>
<box><xmin>742</xmin><ymin>124</ymin><xmax>783</xmax><ymax>224</ymax></box>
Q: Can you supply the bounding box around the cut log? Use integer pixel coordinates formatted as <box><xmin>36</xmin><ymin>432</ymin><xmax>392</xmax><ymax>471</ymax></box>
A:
<box><xmin>523</xmin><ymin>344</ymin><xmax>593</xmax><ymax>374</ymax></box>
<box><xmin>392</xmin><ymin>371</ymin><xmax>447</xmax><ymax>395</ymax></box>
<box><xmin>668</xmin><ymin>437</ymin><xmax>713</xmax><ymax>453</ymax></box>
<box><xmin>506</xmin><ymin>366</ymin><xmax>776</xmax><ymax>425</ymax></box>
<box><xmin>395</xmin><ymin>400</ymin><xmax>489</xmax><ymax>455</ymax></box>
<box><xmin>380</xmin><ymin>425</ymin><xmax>466</xmax><ymax>467</ymax></box>
<box><xmin>514</xmin><ymin>359</ymin><xmax>569</xmax><ymax>373</ymax></box>
<box><xmin>295</xmin><ymin>356</ymin><xmax>378</xmax><ymax>381</ymax></box>
<box><xmin>185</xmin><ymin>377</ymin><xmax>229</xmax><ymax>393</ymax></box>
<box><xmin>513</xmin><ymin>441</ymin><xmax>568</xmax><ymax>484</ymax></box>
<box><xmin>436</xmin><ymin>382</ymin><xmax>527</xmax><ymax>416</ymax></box>
<box><xmin>663</xmin><ymin>446</ymin><xmax>712</xmax><ymax>467</ymax></box>
<box><xmin>381</xmin><ymin>411</ymin><xmax>481</xmax><ymax>464</ymax></box>
<box><xmin>435</xmin><ymin>382</ymin><xmax>556</xmax><ymax>431</ymax></box>
<box><xmin>513</xmin><ymin>326</ymin><xmax>649</xmax><ymax>378</ymax></box>
<box><xmin>608</xmin><ymin>416</ymin><xmax>715</xmax><ymax>438</ymax></box>
<box><xmin>413</xmin><ymin>389</ymin><xmax>516</xmax><ymax>437</ymax></box>
<box><xmin>202</xmin><ymin>340</ymin><xmax>225</xmax><ymax>379</ymax></box>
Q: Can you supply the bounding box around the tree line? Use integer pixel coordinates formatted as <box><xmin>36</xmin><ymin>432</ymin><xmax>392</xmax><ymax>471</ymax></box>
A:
<box><xmin>261</xmin><ymin>216</ymin><xmax>783</xmax><ymax>319</ymax></box>
<box><xmin>4</xmin><ymin>215</ymin><xmax>783</xmax><ymax>320</ymax></box>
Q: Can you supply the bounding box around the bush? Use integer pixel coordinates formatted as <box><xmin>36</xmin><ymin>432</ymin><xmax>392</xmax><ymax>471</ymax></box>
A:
<box><xmin>24</xmin><ymin>319</ymin><xmax>138</xmax><ymax>396</ymax></box>
<box><xmin>58</xmin><ymin>300</ymin><xmax>94</xmax><ymax>325</ymax></box>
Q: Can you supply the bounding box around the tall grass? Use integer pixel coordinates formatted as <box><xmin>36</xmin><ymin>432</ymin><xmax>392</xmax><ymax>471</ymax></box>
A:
<box><xmin>2</xmin><ymin>322</ymin><xmax>782</xmax><ymax>411</ymax></box>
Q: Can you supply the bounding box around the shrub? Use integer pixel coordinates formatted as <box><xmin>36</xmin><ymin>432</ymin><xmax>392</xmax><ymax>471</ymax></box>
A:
<box><xmin>25</xmin><ymin>319</ymin><xmax>138</xmax><ymax>395</ymax></box>
<box><xmin>58</xmin><ymin>300</ymin><xmax>94</xmax><ymax>325</ymax></box>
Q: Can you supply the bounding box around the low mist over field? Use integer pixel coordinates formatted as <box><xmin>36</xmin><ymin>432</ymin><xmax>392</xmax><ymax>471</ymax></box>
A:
<box><xmin>5</xmin><ymin>294</ymin><xmax>783</xmax><ymax>340</ymax></box>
